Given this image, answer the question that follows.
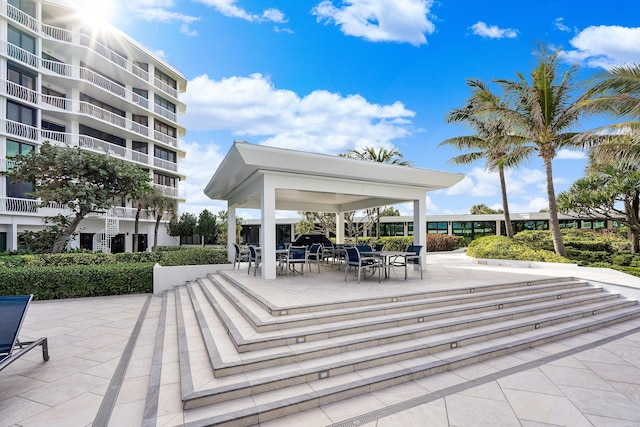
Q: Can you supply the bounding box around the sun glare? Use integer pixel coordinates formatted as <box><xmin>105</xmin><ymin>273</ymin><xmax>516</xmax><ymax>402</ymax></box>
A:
<box><xmin>75</xmin><ymin>0</ymin><xmax>115</xmax><ymax>28</ymax></box>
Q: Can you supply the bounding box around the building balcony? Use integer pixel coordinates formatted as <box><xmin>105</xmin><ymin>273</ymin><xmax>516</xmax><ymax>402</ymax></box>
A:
<box><xmin>0</xmin><ymin>197</ymin><xmax>170</xmax><ymax>220</ymax></box>
<box><xmin>0</xmin><ymin>121</ymin><xmax>185</xmax><ymax>177</ymax></box>
<box><xmin>0</xmin><ymin>0</ymin><xmax>184</xmax><ymax>100</ymax></box>
<box><xmin>153</xmin><ymin>184</ymin><xmax>186</xmax><ymax>201</ymax></box>
<box><xmin>1</xmin><ymin>80</ymin><xmax>180</xmax><ymax>149</ymax></box>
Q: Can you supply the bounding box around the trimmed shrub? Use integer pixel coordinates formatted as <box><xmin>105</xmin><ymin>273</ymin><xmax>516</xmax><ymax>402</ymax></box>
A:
<box><xmin>159</xmin><ymin>247</ymin><xmax>228</xmax><ymax>266</ymax></box>
<box><xmin>467</xmin><ymin>235</ymin><xmax>570</xmax><ymax>264</ymax></box>
<box><xmin>0</xmin><ymin>263</ymin><xmax>154</xmax><ymax>300</ymax></box>
<box><xmin>426</xmin><ymin>234</ymin><xmax>461</xmax><ymax>252</ymax></box>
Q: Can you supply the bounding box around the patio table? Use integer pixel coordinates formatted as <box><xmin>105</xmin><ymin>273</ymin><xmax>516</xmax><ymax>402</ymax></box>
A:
<box><xmin>359</xmin><ymin>251</ymin><xmax>416</xmax><ymax>280</ymax></box>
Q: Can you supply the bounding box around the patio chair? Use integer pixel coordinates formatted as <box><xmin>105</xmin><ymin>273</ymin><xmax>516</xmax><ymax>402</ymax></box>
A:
<box><xmin>344</xmin><ymin>246</ymin><xmax>382</xmax><ymax>283</ymax></box>
<box><xmin>247</xmin><ymin>245</ymin><xmax>261</xmax><ymax>276</ymax></box>
<box><xmin>321</xmin><ymin>242</ymin><xmax>335</xmax><ymax>266</ymax></box>
<box><xmin>1</xmin><ymin>295</ymin><xmax>49</xmax><ymax>373</ymax></box>
<box><xmin>233</xmin><ymin>243</ymin><xmax>249</xmax><ymax>269</ymax></box>
<box><xmin>306</xmin><ymin>243</ymin><xmax>323</xmax><ymax>273</ymax></box>
<box><xmin>391</xmin><ymin>245</ymin><xmax>424</xmax><ymax>279</ymax></box>
<box><xmin>374</xmin><ymin>244</ymin><xmax>385</xmax><ymax>251</ymax></box>
<box><xmin>286</xmin><ymin>245</ymin><xmax>307</xmax><ymax>276</ymax></box>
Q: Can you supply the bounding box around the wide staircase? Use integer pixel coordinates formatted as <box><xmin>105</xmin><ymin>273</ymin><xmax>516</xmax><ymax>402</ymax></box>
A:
<box><xmin>122</xmin><ymin>271</ymin><xmax>640</xmax><ymax>426</ymax></box>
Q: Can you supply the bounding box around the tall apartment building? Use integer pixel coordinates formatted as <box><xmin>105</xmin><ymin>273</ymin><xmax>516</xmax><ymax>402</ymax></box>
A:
<box><xmin>0</xmin><ymin>0</ymin><xmax>187</xmax><ymax>252</ymax></box>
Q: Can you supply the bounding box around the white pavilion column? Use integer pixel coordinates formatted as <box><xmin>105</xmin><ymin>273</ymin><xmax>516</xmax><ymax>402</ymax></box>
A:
<box><xmin>227</xmin><ymin>203</ymin><xmax>237</xmax><ymax>263</ymax></box>
<box><xmin>414</xmin><ymin>197</ymin><xmax>427</xmax><ymax>271</ymax></box>
<box><xmin>335</xmin><ymin>212</ymin><xmax>344</xmax><ymax>244</ymax></box>
<box><xmin>260</xmin><ymin>175</ymin><xmax>277</xmax><ymax>279</ymax></box>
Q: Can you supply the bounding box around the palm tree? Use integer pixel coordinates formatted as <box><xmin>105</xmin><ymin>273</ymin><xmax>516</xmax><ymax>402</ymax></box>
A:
<box><xmin>489</xmin><ymin>46</ymin><xmax>591</xmax><ymax>256</ymax></box>
<box><xmin>577</xmin><ymin>64</ymin><xmax>640</xmax><ymax>164</ymax></box>
<box><xmin>341</xmin><ymin>146</ymin><xmax>411</xmax><ymax>238</ymax></box>
<box><xmin>148</xmin><ymin>190</ymin><xmax>178</xmax><ymax>251</ymax></box>
<box><xmin>131</xmin><ymin>190</ymin><xmax>155</xmax><ymax>252</ymax></box>
<box><xmin>440</xmin><ymin>79</ymin><xmax>531</xmax><ymax>238</ymax></box>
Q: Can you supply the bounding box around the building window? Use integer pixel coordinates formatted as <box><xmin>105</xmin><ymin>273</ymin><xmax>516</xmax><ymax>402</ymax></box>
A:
<box><xmin>154</xmin><ymin>94</ymin><xmax>176</xmax><ymax>113</ymax></box>
<box><xmin>133</xmin><ymin>88</ymin><xmax>148</xmax><ymax>99</ymax></box>
<box><xmin>6</xmin><ymin>140</ymin><xmax>34</xmax><ymax>199</ymax></box>
<box><xmin>427</xmin><ymin>221</ymin><xmax>448</xmax><ymax>234</ymax></box>
<box><xmin>79</xmin><ymin>124</ymin><xmax>126</xmax><ymax>147</ymax></box>
<box><xmin>8</xmin><ymin>63</ymin><xmax>36</xmax><ymax>88</ymax></box>
<box><xmin>154</xmin><ymin>146</ymin><xmax>176</xmax><ymax>163</ymax></box>
<box><xmin>154</xmin><ymin>172</ymin><xmax>177</xmax><ymax>187</ymax></box>
<box><xmin>154</xmin><ymin>120</ymin><xmax>176</xmax><ymax>138</ymax></box>
<box><xmin>8</xmin><ymin>25</ymin><xmax>35</xmax><ymax>54</ymax></box>
<box><xmin>80</xmin><ymin>93</ymin><xmax>125</xmax><ymax>117</ymax></box>
<box><xmin>7</xmin><ymin>100</ymin><xmax>36</xmax><ymax>126</ymax></box>
<box><xmin>133</xmin><ymin>141</ymin><xmax>148</xmax><ymax>154</ymax></box>
<box><xmin>133</xmin><ymin>114</ymin><xmax>148</xmax><ymax>126</ymax></box>
<box><xmin>9</xmin><ymin>0</ymin><xmax>36</xmax><ymax>17</ymax></box>
<box><xmin>42</xmin><ymin>87</ymin><xmax>66</xmax><ymax>109</ymax></box>
<box><xmin>154</xmin><ymin>68</ymin><xmax>177</xmax><ymax>90</ymax></box>
<box><xmin>0</xmin><ymin>232</ymin><xmax>6</xmax><ymax>252</ymax></box>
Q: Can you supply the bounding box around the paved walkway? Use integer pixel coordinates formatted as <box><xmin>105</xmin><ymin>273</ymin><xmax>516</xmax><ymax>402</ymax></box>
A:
<box><xmin>1</xmin><ymin>252</ymin><xmax>640</xmax><ymax>426</ymax></box>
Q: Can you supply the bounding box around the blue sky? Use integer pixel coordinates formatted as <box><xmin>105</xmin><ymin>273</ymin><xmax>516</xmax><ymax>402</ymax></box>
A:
<box><xmin>74</xmin><ymin>0</ymin><xmax>640</xmax><ymax>219</ymax></box>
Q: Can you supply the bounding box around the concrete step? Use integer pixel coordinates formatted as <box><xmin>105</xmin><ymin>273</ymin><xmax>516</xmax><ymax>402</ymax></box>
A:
<box><xmin>139</xmin><ymin>274</ymin><xmax>640</xmax><ymax>427</ymax></box>
<box><xmin>210</xmin><ymin>274</ymin><xmax>593</xmax><ymax>332</ymax></box>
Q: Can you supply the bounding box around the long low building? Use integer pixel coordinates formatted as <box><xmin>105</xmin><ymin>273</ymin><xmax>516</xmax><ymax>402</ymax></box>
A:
<box><xmin>240</xmin><ymin>212</ymin><xmax>623</xmax><ymax>245</ymax></box>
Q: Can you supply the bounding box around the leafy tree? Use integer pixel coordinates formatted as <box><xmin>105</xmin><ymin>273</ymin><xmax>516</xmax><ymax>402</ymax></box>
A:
<box><xmin>216</xmin><ymin>210</ymin><xmax>243</xmax><ymax>244</ymax></box>
<box><xmin>470</xmin><ymin>203</ymin><xmax>503</xmax><ymax>215</ymax></box>
<box><xmin>297</xmin><ymin>212</ymin><xmax>336</xmax><ymax>237</ymax></box>
<box><xmin>340</xmin><ymin>146</ymin><xmax>411</xmax><ymax>237</ymax></box>
<box><xmin>168</xmin><ymin>212</ymin><xmax>197</xmax><ymax>246</ymax></box>
<box><xmin>380</xmin><ymin>207</ymin><xmax>400</xmax><ymax>216</ymax></box>
<box><xmin>4</xmin><ymin>142</ymin><xmax>152</xmax><ymax>253</ymax></box>
<box><xmin>18</xmin><ymin>215</ymin><xmax>73</xmax><ymax>253</ymax></box>
<box><xmin>490</xmin><ymin>45</ymin><xmax>592</xmax><ymax>256</ymax></box>
<box><xmin>558</xmin><ymin>157</ymin><xmax>640</xmax><ymax>252</ymax></box>
<box><xmin>440</xmin><ymin>79</ymin><xmax>530</xmax><ymax>238</ymax></box>
<box><xmin>196</xmin><ymin>209</ymin><xmax>218</xmax><ymax>246</ymax></box>
<box><xmin>148</xmin><ymin>191</ymin><xmax>178</xmax><ymax>251</ymax></box>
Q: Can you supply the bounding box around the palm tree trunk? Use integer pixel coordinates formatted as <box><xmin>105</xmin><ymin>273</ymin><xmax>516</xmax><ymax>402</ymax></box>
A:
<box><xmin>498</xmin><ymin>166</ymin><xmax>514</xmax><ymax>238</ymax></box>
<box><xmin>133</xmin><ymin>205</ymin><xmax>141</xmax><ymax>252</ymax></box>
<box><xmin>543</xmin><ymin>155</ymin><xmax>567</xmax><ymax>257</ymax></box>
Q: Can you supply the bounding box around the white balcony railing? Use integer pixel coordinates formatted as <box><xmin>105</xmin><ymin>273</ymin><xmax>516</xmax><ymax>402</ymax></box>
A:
<box><xmin>153</xmin><ymin>103</ymin><xmax>177</xmax><ymax>122</ymax></box>
<box><xmin>0</xmin><ymin>123</ymin><xmax>181</xmax><ymax>176</ymax></box>
<box><xmin>153</xmin><ymin>184</ymin><xmax>186</xmax><ymax>200</ymax></box>
<box><xmin>0</xmin><ymin>197</ymin><xmax>67</xmax><ymax>215</ymax></box>
<box><xmin>0</xmin><ymin>197</ymin><xmax>170</xmax><ymax>218</ymax></box>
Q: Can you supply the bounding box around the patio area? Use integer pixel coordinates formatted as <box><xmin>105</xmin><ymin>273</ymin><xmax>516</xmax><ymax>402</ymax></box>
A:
<box><xmin>2</xmin><ymin>251</ymin><xmax>640</xmax><ymax>426</ymax></box>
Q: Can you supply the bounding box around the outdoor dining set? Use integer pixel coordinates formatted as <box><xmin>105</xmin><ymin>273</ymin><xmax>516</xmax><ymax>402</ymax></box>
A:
<box><xmin>233</xmin><ymin>242</ymin><xmax>423</xmax><ymax>283</ymax></box>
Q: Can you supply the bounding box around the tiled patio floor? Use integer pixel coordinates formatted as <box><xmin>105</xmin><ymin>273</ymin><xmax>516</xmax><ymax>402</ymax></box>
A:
<box><xmin>1</xmin><ymin>251</ymin><xmax>640</xmax><ymax>426</ymax></box>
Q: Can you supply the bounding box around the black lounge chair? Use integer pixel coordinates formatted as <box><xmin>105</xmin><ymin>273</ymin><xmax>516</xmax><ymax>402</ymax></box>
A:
<box><xmin>0</xmin><ymin>295</ymin><xmax>49</xmax><ymax>373</ymax></box>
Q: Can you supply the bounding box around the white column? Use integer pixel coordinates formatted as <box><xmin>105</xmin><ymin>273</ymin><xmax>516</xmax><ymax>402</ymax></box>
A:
<box><xmin>336</xmin><ymin>212</ymin><xmax>344</xmax><ymax>244</ymax></box>
<box><xmin>227</xmin><ymin>204</ymin><xmax>237</xmax><ymax>263</ymax></box>
<box><xmin>414</xmin><ymin>197</ymin><xmax>427</xmax><ymax>271</ymax></box>
<box><xmin>260</xmin><ymin>175</ymin><xmax>277</xmax><ymax>279</ymax></box>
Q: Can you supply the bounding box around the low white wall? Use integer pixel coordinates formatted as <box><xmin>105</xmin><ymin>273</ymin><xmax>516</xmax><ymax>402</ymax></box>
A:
<box><xmin>153</xmin><ymin>263</ymin><xmax>235</xmax><ymax>295</ymax></box>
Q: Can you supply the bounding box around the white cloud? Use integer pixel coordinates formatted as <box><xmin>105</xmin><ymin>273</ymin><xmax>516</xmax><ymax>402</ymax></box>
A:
<box><xmin>556</xmin><ymin>149</ymin><xmax>586</xmax><ymax>160</ymax></box>
<box><xmin>564</xmin><ymin>25</ymin><xmax>640</xmax><ymax>68</ymax></box>
<box><xmin>177</xmin><ymin>140</ymin><xmax>228</xmax><ymax>214</ymax></box>
<box><xmin>470</xmin><ymin>21</ymin><xmax>518</xmax><ymax>39</ymax></box>
<box><xmin>554</xmin><ymin>17</ymin><xmax>571</xmax><ymax>32</ymax></box>
<box><xmin>127</xmin><ymin>1</ymin><xmax>200</xmax><ymax>36</ymax></box>
<box><xmin>181</xmin><ymin>73</ymin><xmax>416</xmax><ymax>154</ymax></box>
<box><xmin>509</xmin><ymin>197</ymin><xmax>548</xmax><ymax>213</ymax></box>
<box><xmin>194</xmin><ymin>0</ymin><xmax>287</xmax><ymax>23</ymax></box>
<box><xmin>312</xmin><ymin>0</ymin><xmax>435</xmax><ymax>46</ymax></box>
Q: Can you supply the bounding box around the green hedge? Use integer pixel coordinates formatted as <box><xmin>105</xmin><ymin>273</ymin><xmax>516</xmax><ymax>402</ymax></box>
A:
<box><xmin>159</xmin><ymin>247</ymin><xmax>228</xmax><ymax>266</ymax></box>
<box><xmin>0</xmin><ymin>263</ymin><xmax>154</xmax><ymax>300</ymax></box>
<box><xmin>0</xmin><ymin>247</ymin><xmax>230</xmax><ymax>300</ymax></box>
